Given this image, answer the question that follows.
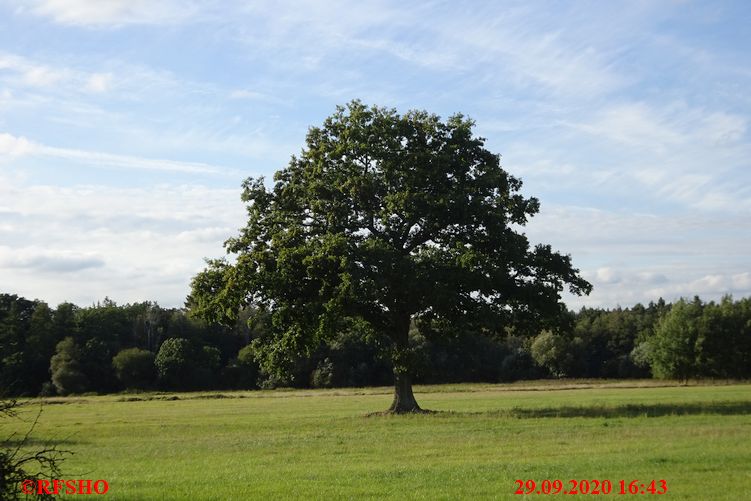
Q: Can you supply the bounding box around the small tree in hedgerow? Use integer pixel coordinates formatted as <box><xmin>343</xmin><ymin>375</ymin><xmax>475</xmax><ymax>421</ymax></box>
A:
<box><xmin>154</xmin><ymin>338</ymin><xmax>197</xmax><ymax>390</ymax></box>
<box><xmin>112</xmin><ymin>348</ymin><xmax>156</xmax><ymax>390</ymax></box>
<box><xmin>189</xmin><ymin>101</ymin><xmax>591</xmax><ymax>413</ymax></box>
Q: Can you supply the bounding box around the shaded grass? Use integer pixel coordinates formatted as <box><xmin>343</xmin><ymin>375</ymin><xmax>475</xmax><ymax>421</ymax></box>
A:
<box><xmin>5</xmin><ymin>381</ymin><xmax>751</xmax><ymax>500</ymax></box>
<box><xmin>499</xmin><ymin>400</ymin><xmax>751</xmax><ymax>418</ymax></box>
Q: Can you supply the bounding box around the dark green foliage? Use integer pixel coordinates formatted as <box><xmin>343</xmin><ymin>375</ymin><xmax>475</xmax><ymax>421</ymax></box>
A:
<box><xmin>0</xmin><ymin>294</ymin><xmax>246</xmax><ymax>396</ymax></box>
<box><xmin>639</xmin><ymin>296</ymin><xmax>751</xmax><ymax>380</ymax></box>
<box><xmin>1</xmin><ymin>289</ymin><xmax>750</xmax><ymax>396</ymax></box>
<box><xmin>153</xmin><ymin>339</ymin><xmax>226</xmax><ymax>390</ymax></box>
<box><xmin>49</xmin><ymin>337</ymin><xmax>88</xmax><ymax>396</ymax></box>
<box><xmin>573</xmin><ymin>303</ymin><xmax>660</xmax><ymax>378</ymax></box>
<box><xmin>220</xmin><ymin>362</ymin><xmax>257</xmax><ymax>390</ymax></box>
<box><xmin>52</xmin><ymin>302</ymin><xmax>78</xmax><ymax>341</ymax></box>
<box><xmin>112</xmin><ymin>348</ymin><xmax>156</xmax><ymax>389</ymax></box>
<box><xmin>154</xmin><ymin>338</ymin><xmax>198</xmax><ymax>389</ymax></box>
<box><xmin>0</xmin><ymin>294</ymin><xmax>38</xmax><ymax>394</ymax></box>
<box><xmin>695</xmin><ymin>296</ymin><xmax>751</xmax><ymax>378</ymax></box>
<box><xmin>498</xmin><ymin>335</ymin><xmax>541</xmax><ymax>382</ymax></box>
<box><xmin>531</xmin><ymin>330</ymin><xmax>581</xmax><ymax>378</ymax></box>
<box><xmin>25</xmin><ymin>302</ymin><xmax>57</xmax><ymax>394</ymax></box>
<box><xmin>195</xmin><ymin>345</ymin><xmax>222</xmax><ymax>389</ymax></box>
<box><xmin>310</xmin><ymin>321</ymin><xmax>391</xmax><ymax>388</ymax></box>
<box><xmin>202</xmin><ymin>346</ymin><xmax>222</xmax><ymax>372</ymax></box>
<box><xmin>218</xmin><ymin>344</ymin><xmax>260</xmax><ymax>390</ymax></box>
<box><xmin>189</xmin><ymin>101</ymin><xmax>591</xmax><ymax>410</ymax></box>
<box><xmin>410</xmin><ymin>327</ymin><xmax>510</xmax><ymax>384</ymax></box>
<box><xmin>75</xmin><ymin>298</ymin><xmax>131</xmax><ymax>350</ymax></box>
<box><xmin>80</xmin><ymin>338</ymin><xmax>116</xmax><ymax>393</ymax></box>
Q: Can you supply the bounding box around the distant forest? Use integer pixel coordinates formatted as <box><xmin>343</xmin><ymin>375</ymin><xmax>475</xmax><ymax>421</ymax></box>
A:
<box><xmin>1</xmin><ymin>293</ymin><xmax>749</xmax><ymax>396</ymax></box>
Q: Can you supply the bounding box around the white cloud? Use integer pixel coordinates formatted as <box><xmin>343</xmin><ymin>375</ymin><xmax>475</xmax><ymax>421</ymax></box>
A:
<box><xmin>85</xmin><ymin>72</ymin><xmax>113</xmax><ymax>93</ymax></box>
<box><xmin>0</xmin><ymin>180</ymin><xmax>245</xmax><ymax>306</ymax></box>
<box><xmin>22</xmin><ymin>65</ymin><xmax>66</xmax><ymax>87</ymax></box>
<box><xmin>595</xmin><ymin>267</ymin><xmax>622</xmax><ymax>285</ymax></box>
<box><xmin>24</xmin><ymin>0</ymin><xmax>200</xmax><ymax>27</ymax></box>
<box><xmin>0</xmin><ymin>51</ymin><xmax>116</xmax><ymax>95</ymax></box>
<box><xmin>228</xmin><ymin>1</ymin><xmax>625</xmax><ymax>99</ymax></box>
<box><xmin>353</xmin><ymin>37</ymin><xmax>464</xmax><ymax>72</ymax></box>
<box><xmin>571</xmin><ymin>102</ymin><xmax>684</xmax><ymax>150</ymax></box>
<box><xmin>0</xmin><ymin>133</ymin><xmax>33</xmax><ymax>157</ymax></box>
<box><xmin>175</xmin><ymin>227</ymin><xmax>238</xmax><ymax>244</ymax></box>
<box><xmin>497</xmin><ymin>31</ymin><xmax>624</xmax><ymax>98</ymax></box>
<box><xmin>644</xmin><ymin>272</ymin><xmax>751</xmax><ymax>302</ymax></box>
<box><xmin>0</xmin><ymin>247</ymin><xmax>105</xmax><ymax>272</ymax></box>
<box><xmin>38</xmin><ymin>144</ymin><xmax>237</xmax><ymax>175</ymax></box>
<box><xmin>0</xmin><ymin>132</ymin><xmax>238</xmax><ymax>175</ymax></box>
<box><xmin>560</xmin><ymin>100</ymin><xmax>751</xmax><ymax>212</ymax></box>
<box><xmin>0</xmin><ymin>52</ymin><xmax>69</xmax><ymax>88</ymax></box>
<box><xmin>569</xmin><ymin>268</ymin><xmax>751</xmax><ymax>309</ymax></box>
<box><xmin>528</xmin><ymin>204</ymin><xmax>751</xmax><ymax>308</ymax></box>
<box><xmin>732</xmin><ymin>272</ymin><xmax>751</xmax><ymax>290</ymax></box>
<box><xmin>636</xmin><ymin>272</ymin><xmax>668</xmax><ymax>285</ymax></box>
<box><xmin>573</xmin><ymin>102</ymin><xmax>747</xmax><ymax>152</ymax></box>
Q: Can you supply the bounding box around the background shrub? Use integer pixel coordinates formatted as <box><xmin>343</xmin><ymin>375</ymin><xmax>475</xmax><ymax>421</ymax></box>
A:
<box><xmin>112</xmin><ymin>348</ymin><xmax>156</xmax><ymax>390</ymax></box>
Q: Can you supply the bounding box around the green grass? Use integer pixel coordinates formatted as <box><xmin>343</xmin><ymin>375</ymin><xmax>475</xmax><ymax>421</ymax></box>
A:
<box><xmin>5</xmin><ymin>380</ymin><xmax>750</xmax><ymax>500</ymax></box>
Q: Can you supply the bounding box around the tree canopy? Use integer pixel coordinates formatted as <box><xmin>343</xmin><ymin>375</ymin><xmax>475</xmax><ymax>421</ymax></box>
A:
<box><xmin>189</xmin><ymin>101</ymin><xmax>591</xmax><ymax>412</ymax></box>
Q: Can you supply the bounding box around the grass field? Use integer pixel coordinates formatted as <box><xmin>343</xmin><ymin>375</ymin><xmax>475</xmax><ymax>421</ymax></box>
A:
<box><xmin>6</xmin><ymin>380</ymin><xmax>751</xmax><ymax>500</ymax></box>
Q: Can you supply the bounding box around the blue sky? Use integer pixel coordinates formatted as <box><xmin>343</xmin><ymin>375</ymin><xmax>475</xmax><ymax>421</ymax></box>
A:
<box><xmin>0</xmin><ymin>0</ymin><xmax>749</xmax><ymax>309</ymax></box>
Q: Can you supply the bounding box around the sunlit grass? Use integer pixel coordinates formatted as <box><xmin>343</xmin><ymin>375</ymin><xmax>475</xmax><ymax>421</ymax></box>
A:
<box><xmin>5</xmin><ymin>380</ymin><xmax>750</xmax><ymax>500</ymax></box>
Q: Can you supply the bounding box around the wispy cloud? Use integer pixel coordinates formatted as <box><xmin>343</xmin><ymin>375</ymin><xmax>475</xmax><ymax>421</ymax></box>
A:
<box><xmin>557</xmin><ymin>99</ymin><xmax>750</xmax><ymax>212</ymax></box>
<box><xmin>571</xmin><ymin>102</ymin><xmax>747</xmax><ymax>151</ymax></box>
<box><xmin>18</xmin><ymin>0</ymin><xmax>201</xmax><ymax>27</ymax></box>
<box><xmin>0</xmin><ymin>52</ymin><xmax>70</xmax><ymax>88</ymax></box>
<box><xmin>85</xmin><ymin>72</ymin><xmax>113</xmax><ymax>93</ymax></box>
<box><xmin>229</xmin><ymin>89</ymin><xmax>269</xmax><ymax>100</ymax></box>
<box><xmin>230</xmin><ymin>1</ymin><xmax>628</xmax><ymax>99</ymax></box>
<box><xmin>0</xmin><ymin>50</ymin><xmax>177</xmax><ymax>98</ymax></box>
<box><xmin>0</xmin><ymin>132</ymin><xmax>239</xmax><ymax>175</ymax></box>
<box><xmin>0</xmin><ymin>247</ymin><xmax>105</xmax><ymax>272</ymax></box>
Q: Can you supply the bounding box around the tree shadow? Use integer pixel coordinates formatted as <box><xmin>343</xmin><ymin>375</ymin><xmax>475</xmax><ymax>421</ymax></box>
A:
<box><xmin>502</xmin><ymin>400</ymin><xmax>751</xmax><ymax>419</ymax></box>
<box><xmin>1</xmin><ymin>436</ymin><xmax>83</xmax><ymax>447</ymax></box>
<box><xmin>416</xmin><ymin>400</ymin><xmax>751</xmax><ymax>419</ymax></box>
<box><xmin>365</xmin><ymin>408</ymin><xmax>438</xmax><ymax>417</ymax></box>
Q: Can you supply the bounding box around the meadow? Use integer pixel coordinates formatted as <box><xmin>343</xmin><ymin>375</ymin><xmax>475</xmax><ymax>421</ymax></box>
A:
<box><xmin>7</xmin><ymin>380</ymin><xmax>751</xmax><ymax>500</ymax></box>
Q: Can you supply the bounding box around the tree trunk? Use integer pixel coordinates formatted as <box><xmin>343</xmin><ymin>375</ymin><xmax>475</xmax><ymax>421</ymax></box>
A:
<box><xmin>388</xmin><ymin>371</ymin><xmax>421</xmax><ymax>413</ymax></box>
<box><xmin>386</xmin><ymin>312</ymin><xmax>423</xmax><ymax>413</ymax></box>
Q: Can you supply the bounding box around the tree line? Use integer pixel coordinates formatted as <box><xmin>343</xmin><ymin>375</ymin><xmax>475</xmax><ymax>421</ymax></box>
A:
<box><xmin>1</xmin><ymin>292</ymin><xmax>748</xmax><ymax>396</ymax></box>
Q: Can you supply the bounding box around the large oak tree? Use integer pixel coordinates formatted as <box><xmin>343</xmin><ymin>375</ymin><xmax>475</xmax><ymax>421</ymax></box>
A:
<box><xmin>189</xmin><ymin>101</ymin><xmax>591</xmax><ymax>412</ymax></box>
